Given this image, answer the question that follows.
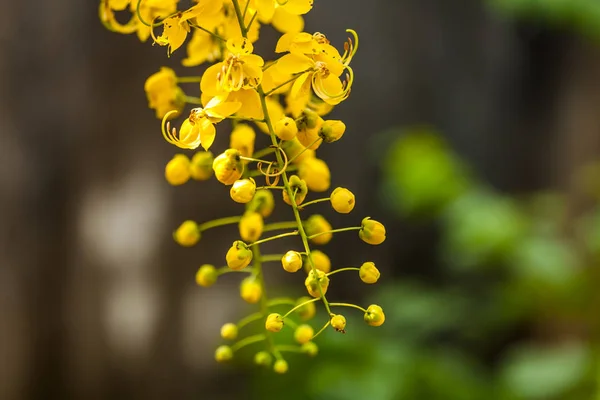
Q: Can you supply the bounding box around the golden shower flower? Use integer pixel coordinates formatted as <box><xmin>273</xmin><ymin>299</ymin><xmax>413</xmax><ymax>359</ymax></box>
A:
<box><xmin>230</xmin><ymin>178</ymin><xmax>257</xmax><ymax>203</ymax></box>
<box><xmin>220</xmin><ymin>323</ymin><xmax>238</xmax><ymax>340</ymax></box>
<box><xmin>239</xmin><ymin>211</ymin><xmax>264</xmax><ymax>242</ymax></box>
<box><xmin>164</xmin><ymin>154</ymin><xmax>191</xmax><ymax>186</ymax></box>
<box><xmin>240</xmin><ymin>276</ymin><xmax>262</xmax><ymax>303</ymax></box>
<box><xmin>226</xmin><ymin>240</ymin><xmax>253</xmax><ymax>270</ymax></box>
<box><xmin>173</xmin><ymin>220</ymin><xmax>200</xmax><ymax>247</ymax></box>
<box><xmin>254</xmin><ymin>351</ymin><xmax>272</xmax><ymax>367</ymax></box>
<box><xmin>295</xmin><ymin>296</ymin><xmax>316</xmax><ymax>320</ymax></box>
<box><xmin>282</xmin><ymin>175</ymin><xmax>308</xmax><ymax>206</ymax></box>
<box><xmin>294</xmin><ymin>324</ymin><xmax>314</xmax><ymax>344</ymax></box>
<box><xmin>189</xmin><ymin>151</ymin><xmax>214</xmax><ymax>181</ymax></box>
<box><xmin>299</xmin><ymin>158</ymin><xmax>330</xmax><ymax>192</ymax></box>
<box><xmin>304</xmin><ymin>269</ymin><xmax>329</xmax><ymax>298</ymax></box>
<box><xmin>364</xmin><ymin>304</ymin><xmax>385</xmax><ymax>327</ymax></box>
<box><xmin>359</xmin><ymin>262</ymin><xmax>380</xmax><ymax>284</ymax></box>
<box><xmin>195</xmin><ymin>264</ymin><xmax>218</xmax><ymax>287</ymax></box>
<box><xmin>213</xmin><ymin>149</ymin><xmax>244</xmax><ymax>185</ymax></box>
<box><xmin>281</xmin><ymin>250</ymin><xmax>303</xmax><ymax>273</ymax></box>
<box><xmin>283</xmin><ymin>138</ymin><xmax>315</xmax><ymax>164</ymax></box>
<box><xmin>274</xmin><ymin>116</ymin><xmax>299</xmax><ymax>141</ymax></box>
<box><xmin>265</xmin><ymin>313</ymin><xmax>284</xmax><ymax>332</ymax></box>
<box><xmin>330</xmin><ymin>187</ymin><xmax>355</xmax><ymax>214</ymax></box>
<box><xmin>319</xmin><ymin>120</ymin><xmax>346</xmax><ymax>143</ymax></box>
<box><xmin>230</xmin><ymin>123</ymin><xmax>256</xmax><ymax>159</ymax></box>
<box><xmin>331</xmin><ymin>314</ymin><xmax>346</xmax><ymax>332</ymax></box>
<box><xmin>248</xmin><ymin>189</ymin><xmax>275</xmax><ymax>218</ymax></box>
<box><xmin>302</xmin><ymin>342</ymin><xmax>318</xmax><ymax>357</ymax></box>
<box><xmin>273</xmin><ymin>359</ymin><xmax>289</xmax><ymax>374</ymax></box>
<box><xmin>215</xmin><ymin>345</ymin><xmax>233</xmax><ymax>362</ymax></box>
<box><xmin>359</xmin><ymin>217</ymin><xmax>386</xmax><ymax>245</ymax></box>
<box><xmin>304</xmin><ymin>250</ymin><xmax>331</xmax><ymax>274</ymax></box>
<box><xmin>304</xmin><ymin>215</ymin><xmax>332</xmax><ymax>245</ymax></box>
<box><xmin>145</xmin><ymin>67</ymin><xmax>185</xmax><ymax>119</ymax></box>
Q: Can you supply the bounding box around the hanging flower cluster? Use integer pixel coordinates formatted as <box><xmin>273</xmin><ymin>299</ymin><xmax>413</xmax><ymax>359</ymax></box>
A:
<box><xmin>100</xmin><ymin>0</ymin><xmax>386</xmax><ymax>373</ymax></box>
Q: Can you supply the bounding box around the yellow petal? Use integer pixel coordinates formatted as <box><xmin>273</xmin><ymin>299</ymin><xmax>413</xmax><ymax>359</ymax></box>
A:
<box><xmin>256</xmin><ymin>0</ymin><xmax>275</xmax><ymax>21</ymax></box>
<box><xmin>199</xmin><ymin>119</ymin><xmax>216</xmax><ymax>151</ymax></box>
<box><xmin>200</xmin><ymin>63</ymin><xmax>224</xmax><ymax>97</ymax></box>
<box><xmin>206</xmin><ymin>100</ymin><xmax>242</xmax><ymax>119</ymax></box>
<box><xmin>242</xmin><ymin>53</ymin><xmax>265</xmax><ymax>67</ymax></box>
<box><xmin>290</xmin><ymin>71</ymin><xmax>312</xmax><ymax>99</ymax></box>
<box><xmin>230</xmin><ymin>89</ymin><xmax>263</xmax><ymax>120</ymax></box>
<box><xmin>282</xmin><ymin>0</ymin><xmax>314</xmax><ymax>15</ymax></box>
<box><xmin>272</xmin><ymin>8</ymin><xmax>304</xmax><ymax>34</ymax></box>
<box><xmin>227</xmin><ymin>37</ymin><xmax>254</xmax><ymax>55</ymax></box>
<box><xmin>276</xmin><ymin>53</ymin><xmax>313</xmax><ymax>75</ymax></box>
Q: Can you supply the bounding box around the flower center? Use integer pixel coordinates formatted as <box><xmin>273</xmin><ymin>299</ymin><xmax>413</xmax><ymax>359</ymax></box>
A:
<box><xmin>217</xmin><ymin>54</ymin><xmax>246</xmax><ymax>92</ymax></box>
<box><xmin>314</xmin><ymin>61</ymin><xmax>330</xmax><ymax>78</ymax></box>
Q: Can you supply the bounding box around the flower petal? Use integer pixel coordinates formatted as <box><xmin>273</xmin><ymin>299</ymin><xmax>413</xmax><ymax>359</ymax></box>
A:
<box><xmin>200</xmin><ymin>119</ymin><xmax>216</xmax><ymax>151</ymax></box>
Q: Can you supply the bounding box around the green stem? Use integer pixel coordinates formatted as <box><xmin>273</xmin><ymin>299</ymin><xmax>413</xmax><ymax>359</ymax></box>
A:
<box><xmin>259</xmin><ymin>254</ymin><xmax>285</xmax><ymax>263</ymax></box>
<box><xmin>263</xmin><ymin>221</ymin><xmax>300</xmax><ymax>232</ymax></box>
<box><xmin>240</xmin><ymin>156</ymin><xmax>273</xmax><ymax>164</ymax></box>
<box><xmin>198</xmin><ymin>216</ymin><xmax>242</xmax><ymax>231</ymax></box>
<box><xmin>283</xmin><ymin>298</ymin><xmax>320</xmax><ymax>319</ymax></box>
<box><xmin>231</xmin><ymin>334</ymin><xmax>266</xmax><ymax>352</ymax></box>
<box><xmin>246</xmin><ymin>10</ymin><xmax>258</xmax><ymax>32</ymax></box>
<box><xmin>264</xmin><ymin>72</ymin><xmax>307</xmax><ymax>97</ymax></box>
<box><xmin>299</xmin><ymin>197</ymin><xmax>331</xmax><ymax>209</ymax></box>
<box><xmin>227</xmin><ymin>115</ymin><xmax>264</xmax><ymax>122</ymax></box>
<box><xmin>266</xmin><ymin>298</ymin><xmax>297</xmax><ymax>307</ymax></box>
<box><xmin>250</xmin><ymin>231</ymin><xmax>298</xmax><ymax>246</ymax></box>
<box><xmin>242</xmin><ymin>0</ymin><xmax>250</xmax><ymax>18</ymax></box>
<box><xmin>329</xmin><ymin>302</ymin><xmax>368</xmax><ymax>313</ymax></box>
<box><xmin>252</xmin><ymin>146</ymin><xmax>276</xmax><ymax>159</ymax></box>
<box><xmin>284</xmin><ymin>319</ymin><xmax>298</xmax><ymax>329</ymax></box>
<box><xmin>310</xmin><ymin>320</ymin><xmax>331</xmax><ymax>340</ymax></box>
<box><xmin>326</xmin><ymin>267</ymin><xmax>360</xmax><ymax>277</ymax></box>
<box><xmin>307</xmin><ymin>226</ymin><xmax>361</xmax><ymax>240</ymax></box>
<box><xmin>136</xmin><ymin>0</ymin><xmax>175</xmax><ymax>27</ymax></box>
<box><xmin>188</xmin><ymin>22</ymin><xmax>226</xmax><ymax>41</ymax></box>
<box><xmin>237</xmin><ymin>312</ymin><xmax>263</xmax><ymax>330</ymax></box>
<box><xmin>256</xmin><ymin>186</ymin><xmax>285</xmax><ymax>190</ymax></box>
<box><xmin>217</xmin><ymin>266</ymin><xmax>253</xmax><ymax>276</ymax></box>
<box><xmin>231</xmin><ymin>0</ymin><xmax>248</xmax><ymax>37</ymax></box>
<box><xmin>288</xmin><ymin>137</ymin><xmax>323</xmax><ymax>163</ymax></box>
<box><xmin>185</xmin><ymin>96</ymin><xmax>202</xmax><ymax>104</ymax></box>
<box><xmin>177</xmin><ymin>76</ymin><xmax>203</xmax><ymax>83</ymax></box>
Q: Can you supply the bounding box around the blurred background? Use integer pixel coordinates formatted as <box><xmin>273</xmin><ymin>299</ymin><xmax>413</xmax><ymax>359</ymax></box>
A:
<box><xmin>2</xmin><ymin>0</ymin><xmax>600</xmax><ymax>399</ymax></box>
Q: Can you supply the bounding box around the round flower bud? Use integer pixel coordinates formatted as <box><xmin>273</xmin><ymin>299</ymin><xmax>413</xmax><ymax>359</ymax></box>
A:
<box><xmin>364</xmin><ymin>304</ymin><xmax>385</xmax><ymax>327</ymax></box>
<box><xmin>304</xmin><ymin>250</ymin><xmax>331</xmax><ymax>273</ymax></box>
<box><xmin>195</xmin><ymin>264</ymin><xmax>218</xmax><ymax>287</ymax></box>
<box><xmin>254</xmin><ymin>351</ymin><xmax>272</xmax><ymax>367</ymax></box>
<box><xmin>190</xmin><ymin>151</ymin><xmax>214</xmax><ymax>181</ymax></box>
<box><xmin>281</xmin><ymin>251</ymin><xmax>303</xmax><ymax>273</ymax></box>
<box><xmin>294</xmin><ymin>324</ymin><xmax>314</xmax><ymax>344</ymax></box>
<box><xmin>230</xmin><ymin>178</ymin><xmax>256</xmax><ymax>203</ymax></box>
<box><xmin>302</xmin><ymin>341</ymin><xmax>318</xmax><ymax>357</ymax></box>
<box><xmin>282</xmin><ymin>175</ymin><xmax>308</xmax><ymax>206</ymax></box>
<box><xmin>298</xmin><ymin>158</ymin><xmax>330</xmax><ymax>192</ymax></box>
<box><xmin>220</xmin><ymin>323</ymin><xmax>238</xmax><ymax>340</ymax></box>
<box><xmin>295</xmin><ymin>296</ymin><xmax>316</xmax><ymax>320</ymax></box>
<box><xmin>248</xmin><ymin>189</ymin><xmax>275</xmax><ymax>218</ymax></box>
<box><xmin>304</xmin><ymin>215</ymin><xmax>332</xmax><ymax>245</ymax></box>
<box><xmin>144</xmin><ymin>67</ymin><xmax>185</xmax><ymax>119</ymax></box>
<box><xmin>239</xmin><ymin>211</ymin><xmax>263</xmax><ymax>242</ymax></box>
<box><xmin>173</xmin><ymin>220</ymin><xmax>200</xmax><ymax>247</ymax></box>
<box><xmin>165</xmin><ymin>154</ymin><xmax>191</xmax><ymax>186</ymax></box>
<box><xmin>212</xmin><ymin>149</ymin><xmax>244</xmax><ymax>185</ymax></box>
<box><xmin>330</xmin><ymin>187</ymin><xmax>355</xmax><ymax>214</ymax></box>
<box><xmin>215</xmin><ymin>345</ymin><xmax>233</xmax><ymax>362</ymax></box>
<box><xmin>265</xmin><ymin>313</ymin><xmax>284</xmax><ymax>332</ymax></box>
<box><xmin>359</xmin><ymin>262</ymin><xmax>380</xmax><ymax>284</ymax></box>
<box><xmin>319</xmin><ymin>120</ymin><xmax>346</xmax><ymax>143</ymax></box>
<box><xmin>226</xmin><ymin>240</ymin><xmax>253</xmax><ymax>270</ymax></box>
<box><xmin>240</xmin><ymin>276</ymin><xmax>262</xmax><ymax>304</ymax></box>
<box><xmin>274</xmin><ymin>117</ymin><xmax>298</xmax><ymax>140</ymax></box>
<box><xmin>284</xmin><ymin>138</ymin><xmax>315</xmax><ymax>164</ymax></box>
<box><xmin>273</xmin><ymin>359</ymin><xmax>289</xmax><ymax>374</ymax></box>
<box><xmin>230</xmin><ymin>123</ymin><xmax>255</xmax><ymax>159</ymax></box>
<box><xmin>331</xmin><ymin>314</ymin><xmax>347</xmax><ymax>332</ymax></box>
<box><xmin>359</xmin><ymin>217</ymin><xmax>386</xmax><ymax>245</ymax></box>
<box><xmin>304</xmin><ymin>269</ymin><xmax>329</xmax><ymax>298</ymax></box>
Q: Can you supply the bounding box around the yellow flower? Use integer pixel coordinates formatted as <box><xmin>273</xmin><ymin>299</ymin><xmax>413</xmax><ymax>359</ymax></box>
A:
<box><xmin>144</xmin><ymin>67</ymin><xmax>185</xmax><ymax>119</ymax></box>
<box><xmin>265</xmin><ymin>313</ymin><xmax>284</xmax><ymax>332</ymax></box>
<box><xmin>273</xmin><ymin>359</ymin><xmax>289</xmax><ymax>374</ymax></box>
<box><xmin>295</xmin><ymin>296</ymin><xmax>316</xmax><ymax>320</ymax></box>
<box><xmin>220</xmin><ymin>323</ymin><xmax>238</xmax><ymax>340</ymax></box>
<box><xmin>239</xmin><ymin>211</ymin><xmax>264</xmax><ymax>242</ymax></box>
<box><xmin>226</xmin><ymin>240</ymin><xmax>253</xmax><ymax>270</ymax></box>
<box><xmin>281</xmin><ymin>250</ymin><xmax>303</xmax><ymax>273</ymax></box>
<box><xmin>283</xmin><ymin>138</ymin><xmax>315</xmax><ymax>164</ymax></box>
<box><xmin>304</xmin><ymin>215</ymin><xmax>332</xmax><ymax>245</ymax></box>
<box><xmin>164</xmin><ymin>154</ymin><xmax>191</xmax><ymax>186</ymax></box>
<box><xmin>359</xmin><ymin>217</ymin><xmax>386</xmax><ymax>245</ymax></box>
<box><xmin>240</xmin><ymin>276</ymin><xmax>262</xmax><ymax>303</ymax></box>
<box><xmin>302</xmin><ymin>341</ymin><xmax>318</xmax><ymax>356</ymax></box>
<box><xmin>190</xmin><ymin>151</ymin><xmax>214</xmax><ymax>181</ymax></box>
<box><xmin>183</xmin><ymin>28</ymin><xmax>223</xmax><ymax>67</ymax></box>
<box><xmin>215</xmin><ymin>345</ymin><xmax>233</xmax><ymax>362</ymax></box>
<box><xmin>319</xmin><ymin>120</ymin><xmax>346</xmax><ymax>143</ymax></box>
<box><xmin>230</xmin><ymin>178</ymin><xmax>256</xmax><ymax>203</ymax></box>
<box><xmin>305</xmin><ymin>250</ymin><xmax>331</xmax><ymax>273</ymax></box>
<box><xmin>254</xmin><ymin>351</ymin><xmax>272</xmax><ymax>367</ymax></box>
<box><xmin>213</xmin><ymin>149</ymin><xmax>244</xmax><ymax>185</ymax></box>
<box><xmin>248</xmin><ymin>189</ymin><xmax>275</xmax><ymax>217</ymax></box>
<box><xmin>296</xmin><ymin>115</ymin><xmax>323</xmax><ymax>150</ymax></box>
<box><xmin>230</xmin><ymin>123</ymin><xmax>256</xmax><ymax>159</ymax></box>
<box><xmin>173</xmin><ymin>220</ymin><xmax>200</xmax><ymax>247</ymax></box>
<box><xmin>299</xmin><ymin>158</ymin><xmax>330</xmax><ymax>192</ymax></box>
<box><xmin>254</xmin><ymin>0</ymin><xmax>311</xmax><ymax>34</ymax></box>
<box><xmin>294</xmin><ymin>324</ymin><xmax>314</xmax><ymax>344</ymax></box>
<box><xmin>304</xmin><ymin>269</ymin><xmax>329</xmax><ymax>297</ymax></box>
<box><xmin>331</xmin><ymin>314</ymin><xmax>346</xmax><ymax>332</ymax></box>
<box><xmin>282</xmin><ymin>175</ymin><xmax>308</xmax><ymax>206</ymax></box>
<box><xmin>364</xmin><ymin>304</ymin><xmax>385</xmax><ymax>327</ymax></box>
<box><xmin>201</xmin><ymin>37</ymin><xmax>264</xmax><ymax>95</ymax></box>
<box><xmin>359</xmin><ymin>262</ymin><xmax>380</xmax><ymax>284</ymax></box>
<box><xmin>274</xmin><ymin>117</ymin><xmax>299</xmax><ymax>141</ymax></box>
<box><xmin>162</xmin><ymin>95</ymin><xmax>241</xmax><ymax>150</ymax></box>
<box><xmin>196</xmin><ymin>264</ymin><xmax>218</xmax><ymax>287</ymax></box>
<box><xmin>330</xmin><ymin>187</ymin><xmax>355</xmax><ymax>213</ymax></box>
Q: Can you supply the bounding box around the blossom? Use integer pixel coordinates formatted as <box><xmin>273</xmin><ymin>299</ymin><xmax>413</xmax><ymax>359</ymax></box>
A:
<box><xmin>144</xmin><ymin>67</ymin><xmax>185</xmax><ymax>119</ymax></box>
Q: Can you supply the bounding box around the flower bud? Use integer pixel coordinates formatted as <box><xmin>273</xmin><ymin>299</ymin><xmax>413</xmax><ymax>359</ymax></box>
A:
<box><xmin>144</xmin><ymin>67</ymin><xmax>185</xmax><ymax>119</ymax></box>
<box><xmin>296</xmin><ymin>119</ymin><xmax>323</xmax><ymax>150</ymax></box>
<box><xmin>230</xmin><ymin>178</ymin><xmax>256</xmax><ymax>203</ymax></box>
<box><xmin>331</xmin><ymin>314</ymin><xmax>347</xmax><ymax>333</ymax></box>
<box><xmin>240</xmin><ymin>276</ymin><xmax>262</xmax><ymax>304</ymax></box>
<box><xmin>220</xmin><ymin>323</ymin><xmax>238</xmax><ymax>340</ymax></box>
<box><xmin>226</xmin><ymin>240</ymin><xmax>253</xmax><ymax>270</ymax></box>
<box><xmin>248</xmin><ymin>189</ymin><xmax>275</xmax><ymax>217</ymax></box>
<box><xmin>359</xmin><ymin>262</ymin><xmax>380</xmax><ymax>284</ymax></box>
<box><xmin>281</xmin><ymin>250</ymin><xmax>303</xmax><ymax>273</ymax></box>
<box><xmin>265</xmin><ymin>313</ymin><xmax>284</xmax><ymax>332</ymax></box>
<box><xmin>165</xmin><ymin>154</ymin><xmax>191</xmax><ymax>186</ymax></box>
<box><xmin>273</xmin><ymin>359</ymin><xmax>289</xmax><ymax>374</ymax></box>
<box><xmin>304</xmin><ymin>215</ymin><xmax>332</xmax><ymax>245</ymax></box>
<box><xmin>302</xmin><ymin>341</ymin><xmax>318</xmax><ymax>357</ymax></box>
<box><xmin>274</xmin><ymin>116</ymin><xmax>298</xmax><ymax>141</ymax></box>
<box><xmin>282</xmin><ymin>175</ymin><xmax>308</xmax><ymax>206</ymax></box>
<box><xmin>195</xmin><ymin>264</ymin><xmax>218</xmax><ymax>287</ymax></box>
<box><xmin>295</xmin><ymin>296</ymin><xmax>316</xmax><ymax>320</ymax></box>
<box><xmin>319</xmin><ymin>120</ymin><xmax>346</xmax><ymax>143</ymax></box>
<box><xmin>364</xmin><ymin>304</ymin><xmax>385</xmax><ymax>327</ymax></box>
<box><xmin>294</xmin><ymin>324</ymin><xmax>314</xmax><ymax>344</ymax></box>
<box><xmin>239</xmin><ymin>211</ymin><xmax>263</xmax><ymax>242</ymax></box>
<box><xmin>359</xmin><ymin>217</ymin><xmax>386</xmax><ymax>245</ymax></box>
<box><xmin>230</xmin><ymin>123</ymin><xmax>255</xmax><ymax>158</ymax></box>
<box><xmin>304</xmin><ymin>250</ymin><xmax>331</xmax><ymax>273</ymax></box>
<box><xmin>300</xmin><ymin>109</ymin><xmax>320</xmax><ymax>130</ymax></box>
<box><xmin>173</xmin><ymin>220</ymin><xmax>200</xmax><ymax>247</ymax></box>
<box><xmin>299</xmin><ymin>158</ymin><xmax>330</xmax><ymax>192</ymax></box>
<box><xmin>212</xmin><ymin>149</ymin><xmax>244</xmax><ymax>185</ymax></box>
<box><xmin>330</xmin><ymin>187</ymin><xmax>355</xmax><ymax>214</ymax></box>
<box><xmin>190</xmin><ymin>151</ymin><xmax>214</xmax><ymax>181</ymax></box>
<box><xmin>304</xmin><ymin>269</ymin><xmax>329</xmax><ymax>298</ymax></box>
<box><xmin>215</xmin><ymin>345</ymin><xmax>233</xmax><ymax>362</ymax></box>
<box><xmin>284</xmin><ymin>138</ymin><xmax>315</xmax><ymax>164</ymax></box>
<box><xmin>254</xmin><ymin>351</ymin><xmax>272</xmax><ymax>367</ymax></box>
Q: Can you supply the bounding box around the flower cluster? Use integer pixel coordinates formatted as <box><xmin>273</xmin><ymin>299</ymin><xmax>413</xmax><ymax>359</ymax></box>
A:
<box><xmin>101</xmin><ymin>0</ymin><xmax>386</xmax><ymax>373</ymax></box>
